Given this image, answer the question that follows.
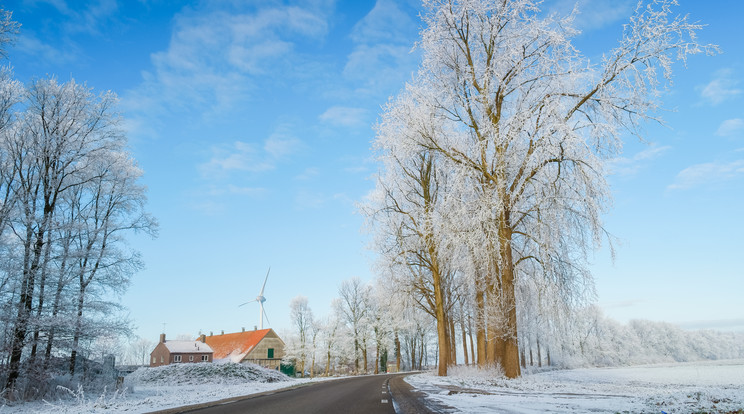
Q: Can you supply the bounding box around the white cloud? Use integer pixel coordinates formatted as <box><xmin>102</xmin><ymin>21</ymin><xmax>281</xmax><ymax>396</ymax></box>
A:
<box><xmin>295</xmin><ymin>167</ymin><xmax>320</xmax><ymax>181</ymax></box>
<box><xmin>294</xmin><ymin>190</ymin><xmax>326</xmax><ymax>210</ymax></box>
<box><xmin>698</xmin><ymin>69</ymin><xmax>742</xmax><ymax>106</ymax></box>
<box><xmin>549</xmin><ymin>0</ymin><xmax>634</xmax><ymax>32</ymax></box>
<box><xmin>342</xmin><ymin>0</ymin><xmax>420</xmax><ymax>97</ymax></box>
<box><xmin>226</xmin><ymin>185</ymin><xmax>267</xmax><ymax>198</ymax></box>
<box><xmin>350</xmin><ymin>0</ymin><xmax>415</xmax><ymax>44</ymax></box>
<box><xmin>199</xmin><ymin>124</ymin><xmax>303</xmax><ymax>179</ymax></box>
<box><xmin>264</xmin><ymin>129</ymin><xmax>302</xmax><ymax>159</ymax></box>
<box><xmin>14</xmin><ymin>33</ymin><xmax>78</xmax><ymax>65</ymax></box>
<box><xmin>30</xmin><ymin>0</ymin><xmax>119</xmax><ymax>35</ymax></box>
<box><xmin>668</xmin><ymin>159</ymin><xmax>744</xmax><ymax>190</ymax></box>
<box><xmin>716</xmin><ymin>118</ymin><xmax>744</xmax><ymax>137</ymax></box>
<box><xmin>319</xmin><ymin>106</ymin><xmax>368</xmax><ymax>127</ymax></box>
<box><xmin>608</xmin><ymin>145</ymin><xmax>671</xmax><ymax>177</ymax></box>
<box><xmin>200</xmin><ymin>140</ymin><xmax>274</xmax><ymax>178</ymax></box>
<box><xmin>122</xmin><ymin>3</ymin><xmax>331</xmax><ymax>121</ymax></box>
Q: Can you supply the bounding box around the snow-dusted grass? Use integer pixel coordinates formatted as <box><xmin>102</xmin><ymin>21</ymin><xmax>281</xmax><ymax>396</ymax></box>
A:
<box><xmin>406</xmin><ymin>359</ymin><xmax>744</xmax><ymax>413</ymax></box>
<box><xmin>1</xmin><ymin>363</ymin><xmax>329</xmax><ymax>413</ymax></box>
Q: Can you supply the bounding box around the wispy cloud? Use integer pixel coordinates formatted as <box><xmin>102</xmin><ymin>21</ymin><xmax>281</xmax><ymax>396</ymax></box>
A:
<box><xmin>122</xmin><ymin>3</ymin><xmax>331</xmax><ymax>124</ymax></box>
<box><xmin>295</xmin><ymin>190</ymin><xmax>327</xmax><ymax>210</ymax></box>
<box><xmin>295</xmin><ymin>167</ymin><xmax>320</xmax><ymax>181</ymax></box>
<box><xmin>668</xmin><ymin>159</ymin><xmax>744</xmax><ymax>190</ymax></box>
<box><xmin>226</xmin><ymin>185</ymin><xmax>267</xmax><ymax>198</ymax></box>
<box><xmin>319</xmin><ymin>106</ymin><xmax>368</xmax><ymax>127</ymax></box>
<box><xmin>28</xmin><ymin>0</ymin><xmax>119</xmax><ymax>36</ymax></box>
<box><xmin>200</xmin><ymin>140</ymin><xmax>274</xmax><ymax>178</ymax></box>
<box><xmin>199</xmin><ymin>125</ymin><xmax>303</xmax><ymax>179</ymax></box>
<box><xmin>698</xmin><ymin>69</ymin><xmax>742</xmax><ymax>106</ymax></box>
<box><xmin>342</xmin><ymin>0</ymin><xmax>420</xmax><ymax>97</ymax></box>
<box><xmin>608</xmin><ymin>145</ymin><xmax>671</xmax><ymax>177</ymax></box>
<box><xmin>264</xmin><ymin>127</ymin><xmax>303</xmax><ymax>159</ymax></box>
<box><xmin>11</xmin><ymin>0</ymin><xmax>120</xmax><ymax>66</ymax></box>
<box><xmin>14</xmin><ymin>33</ymin><xmax>78</xmax><ymax>65</ymax></box>
<box><xmin>549</xmin><ymin>0</ymin><xmax>634</xmax><ymax>32</ymax></box>
<box><xmin>716</xmin><ymin>118</ymin><xmax>744</xmax><ymax>137</ymax></box>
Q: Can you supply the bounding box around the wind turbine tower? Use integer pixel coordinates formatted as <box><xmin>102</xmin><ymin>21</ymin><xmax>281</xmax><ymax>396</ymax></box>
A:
<box><xmin>239</xmin><ymin>267</ymin><xmax>271</xmax><ymax>330</ymax></box>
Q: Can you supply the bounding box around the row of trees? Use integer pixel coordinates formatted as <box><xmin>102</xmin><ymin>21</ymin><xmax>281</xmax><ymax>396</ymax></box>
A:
<box><xmin>361</xmin><ymin>0</ymin><xmax>715</xmax><ymax>377</ymax></box>
<box><xmin>283</xmin><ymin>277</ymin><xmax>744</xmax><ymax>378</ymax></box>
<box><xmin>283</xmin><ymin>277</ymin><xmax>438</xmax><ymax>377</ymax></box>
<box><xmin>0</xmin><ymin>9</ymin><xmax>156</xmax><ymax>398</ymax></box>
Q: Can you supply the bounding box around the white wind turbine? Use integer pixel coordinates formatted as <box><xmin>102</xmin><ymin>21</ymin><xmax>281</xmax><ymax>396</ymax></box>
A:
<box><xmin>239</xmin><ymin>267</ymin><xmax>271</xmax><ymax>330</ymax></box>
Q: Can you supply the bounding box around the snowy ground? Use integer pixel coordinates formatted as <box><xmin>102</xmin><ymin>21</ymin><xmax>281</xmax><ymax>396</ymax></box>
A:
<box><xmin>0</xmin><ymin>363</ymin><xmax>330</xmax><ymax>414</ymax></box>
<box><xmin>406</xmin><ymin>359</ymin><xmax>744</xmax><ymax>413</ymax></box>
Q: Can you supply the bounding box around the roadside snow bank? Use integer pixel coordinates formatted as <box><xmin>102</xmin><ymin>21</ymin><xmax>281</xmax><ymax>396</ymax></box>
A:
<box><xmin>406</xmin><ymin>359</ymin><xmax>744</xmax><ymax>413</ymax></box>
<box><xmin>126</xmin><ymin>361</ymin><xmax>288</xmax><ymax>386</ymax></box>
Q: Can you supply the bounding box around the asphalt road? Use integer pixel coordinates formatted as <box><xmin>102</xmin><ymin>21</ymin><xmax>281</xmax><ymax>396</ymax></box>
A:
<box><xmin>178</xmin><ymin>374</ymin><xmax>402</xmax><ymax>414</ymax></box>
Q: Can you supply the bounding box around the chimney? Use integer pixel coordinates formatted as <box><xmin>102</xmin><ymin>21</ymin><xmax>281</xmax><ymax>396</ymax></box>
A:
<box><xmin>159</xmin><ymin>333</ymin><xmax>166</xmax><ymax>343</ymax></box>
<box><xmin>242</xmin><ymin>327</ymin><xmax>245</xmax><ymax>332</ymax></box>
<box><xmin>221</xmin><ymin>330</ymin><xmax>224</xmax><ymax>335</ymax></box>
<box><xmin>254</xmin><ymin>325</ymin><xmax>257</xmax><ymax>331</ymax></box>
<box><xmin>210</xmin><ymin>331</ymin><xmax>213</xmax><ymax>337</ymax></box>
<box><xmin>199</xmin><ymin>334</ymin><xmax>206</xmax><ymax>343</ymax></box>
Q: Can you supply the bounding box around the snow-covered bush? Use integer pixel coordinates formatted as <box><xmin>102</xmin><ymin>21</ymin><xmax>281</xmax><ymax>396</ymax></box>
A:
<box><xmin>125</xmin><ymin>362</ymin><xmax>289</xmax><ymax>387</ymax></box>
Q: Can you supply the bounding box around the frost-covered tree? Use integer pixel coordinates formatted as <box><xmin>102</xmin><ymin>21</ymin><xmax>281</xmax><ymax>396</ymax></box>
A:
<box><xmin>288</xmin><ymin>295</ymin><xmax>313</xmax><ymax>378</ymax></box>
<box><xmin>371</xmin><ymin>0</ymin><xmax>715</xmax><ymax>377</ymax></box>
<box><xmin>365</xmin><ymin>149</ymin><xmax>460</xmax><ymax>375</ymax></box>
<box><xmin>0</xmin><ymin>77</ymin><xmax>155</xmax><ymax>395</ymax></box>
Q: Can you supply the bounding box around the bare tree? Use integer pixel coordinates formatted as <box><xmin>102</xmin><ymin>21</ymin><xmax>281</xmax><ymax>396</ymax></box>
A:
<box><xmin>336</xmin><ymin>277</ymin><xmax>370</xmax><ymax>374</ymax></box>
<box><xmin>289</xmin><ymin>295</ymin><xmax>313</xmax><ymax>377</ymax></box>
<box><xmin>0</xmin><ymin>77</ymin><xmax>155</xmax><ymax>394</ymax></box>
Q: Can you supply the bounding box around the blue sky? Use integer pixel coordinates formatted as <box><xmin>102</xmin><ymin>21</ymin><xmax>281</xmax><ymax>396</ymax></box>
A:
<box><xmin>4</xmin><ymin>0</ymin><xmax>743</xmax><ymax>344</ymax></box>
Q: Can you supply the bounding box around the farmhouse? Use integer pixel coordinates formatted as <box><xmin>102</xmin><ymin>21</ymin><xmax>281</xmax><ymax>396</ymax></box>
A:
<box><xmin>150</xmin><ymin>333</ymin><xmax>214</xmax><ymax>367</ymax></box>
<box><xmin>204</xmin><ymin>328</ymin><xmax>285</xmax><ymax>369</ymax></box>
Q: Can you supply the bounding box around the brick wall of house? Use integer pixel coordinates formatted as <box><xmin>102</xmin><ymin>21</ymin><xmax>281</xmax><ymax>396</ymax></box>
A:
<box><xmin>150</xmin><ymin>343</ymin><xmax>171</xmax><ymax>367</ymax></box>
<box><xmin>149</xmin><ymin>334</ymin><xmax>214</xmax><ymax>367</ymax></box>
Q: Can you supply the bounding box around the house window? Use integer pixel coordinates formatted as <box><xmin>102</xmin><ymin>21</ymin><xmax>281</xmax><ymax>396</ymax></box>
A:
<box><xmin>189</xmin><ymin>355</ymin><xmax>194</xmax><ymax>362</ymax></box>
<box><xmin>268</xmin><ymin>348</ymin><xmax>274</xmax><ymax>358</ymax></box>
<box><xmin>202</xmin><ymin>355</ymin><xmax>209</xmax><ymax>362</ymax></box>
<box><xmin>174</xmin><ymin>355</ymin><xmax>182</xmax><ymax>362</ymax></box>
<box><xmin>152</xmin><ymin>357</ymin><xmax>155</xmax><ymax>364</ymax></box>
<box><xmin>161</xmin><ymin>356</ymin><xmax>164</xmax><ymax>363</ymax></box>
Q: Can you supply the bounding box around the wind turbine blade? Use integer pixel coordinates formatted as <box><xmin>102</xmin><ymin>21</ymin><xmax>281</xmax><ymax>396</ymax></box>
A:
<box><xmin>238</xmin><ymin>299</ymin><xmax>257</xmax><ymax>307</ymax></box>
<box><xmin>263</xmin><ymin>310</ymin><xmax>271</xmax><ymax>326</ymax></box>
<box><xmin>259</xmin><ymin>267</ymin><xmax>270</xmax><ymax>296</ymax></box>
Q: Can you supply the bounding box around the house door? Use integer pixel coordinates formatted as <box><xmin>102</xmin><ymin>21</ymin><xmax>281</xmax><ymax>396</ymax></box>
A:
<box><xmin>268</xmin><ymin>348</ymin><xmax>274</xmax><ymax>358</ymax></box>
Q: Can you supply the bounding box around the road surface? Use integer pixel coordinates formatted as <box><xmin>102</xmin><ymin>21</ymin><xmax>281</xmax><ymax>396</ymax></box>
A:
<box><xmin>151</xmin><ymin>373</ymin><xmax>445</xmax><ymax>414</ymax></box>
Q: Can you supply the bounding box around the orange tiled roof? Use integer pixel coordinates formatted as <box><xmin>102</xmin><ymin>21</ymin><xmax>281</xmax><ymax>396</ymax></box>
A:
<box><xmin>204</xmin><ymin>329</ymin><xmax>271</xmax><ymax>361</ymax></box>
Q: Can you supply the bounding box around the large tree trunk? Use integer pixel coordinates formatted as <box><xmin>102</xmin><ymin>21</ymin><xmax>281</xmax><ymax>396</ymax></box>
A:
<box><xmin>374</xmin><ymin>333</ymin><xmax>379</xmax><ymax>375</ymax></box>
<box><xmin>5</xmin><ymin>220</ymin><xmax>47</xmax><ymax>394</ymax></box>
<box><xmin>432</xmin><ymin>263</ymin><xmax>450</xmax><ymax>376</ymax></box>
<box><xmin>475</xmin><ymin>287</ymin><xmax>487</xmax><ymax>367</ymax></box>
<box><xmin>461</xmin><ymin>317</ymin><xmax>469</xmax><ymax>366</ymax></box>
<box><xmin>69</xmin><ymin>284</ymin><xmax>86</xmax><ymax>375</ymax></box>
<box><xmin>395</xmin><ymin>331</ymin><xmax>401</xmax><ymax>372</ymax></box>
<box><xmin>362</xmin><ymin>338</ymin><xmax>368</xmax><ymax>374</ymax></box>
<box><xmin>498</xmin><ymin>221</ymin><xmax>521</xmax><ymax>378</ymax></box>
<box><xmin>449</xmin><ymin>318</ymin><xmax>457</xmax><ymax>366</ymax></box>
<box><xmin>468</xmin><ymin>319</ymin><xmax>476</xmax><ymax>366</ymax></box>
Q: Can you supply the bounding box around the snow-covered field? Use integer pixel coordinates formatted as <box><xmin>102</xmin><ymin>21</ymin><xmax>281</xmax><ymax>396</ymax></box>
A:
<box><xmin>406</xmin><ymin>359</ymin><xmax>744</xmax><ymax>413</ymax></box>
<box><xmin>1</xmin><ymin>363</ymin><xmax>325</xmax><ymax>414</ymax></box>
<box><xmin>4</xmin><ymin>360</ymin><xmax>743</xmax><ymax>413</ymax></box>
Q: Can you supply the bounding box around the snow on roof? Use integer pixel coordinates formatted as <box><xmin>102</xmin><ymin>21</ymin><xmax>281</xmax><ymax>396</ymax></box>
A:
<box><xmin>204</xmin><ymin>329</ymin><xmax>271</xmax><ymax>362</ymax></box>
<box><xmin>164</xmin><ymin>340</ymin><xmax>214</xmax><ymax>354</ymax></box>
